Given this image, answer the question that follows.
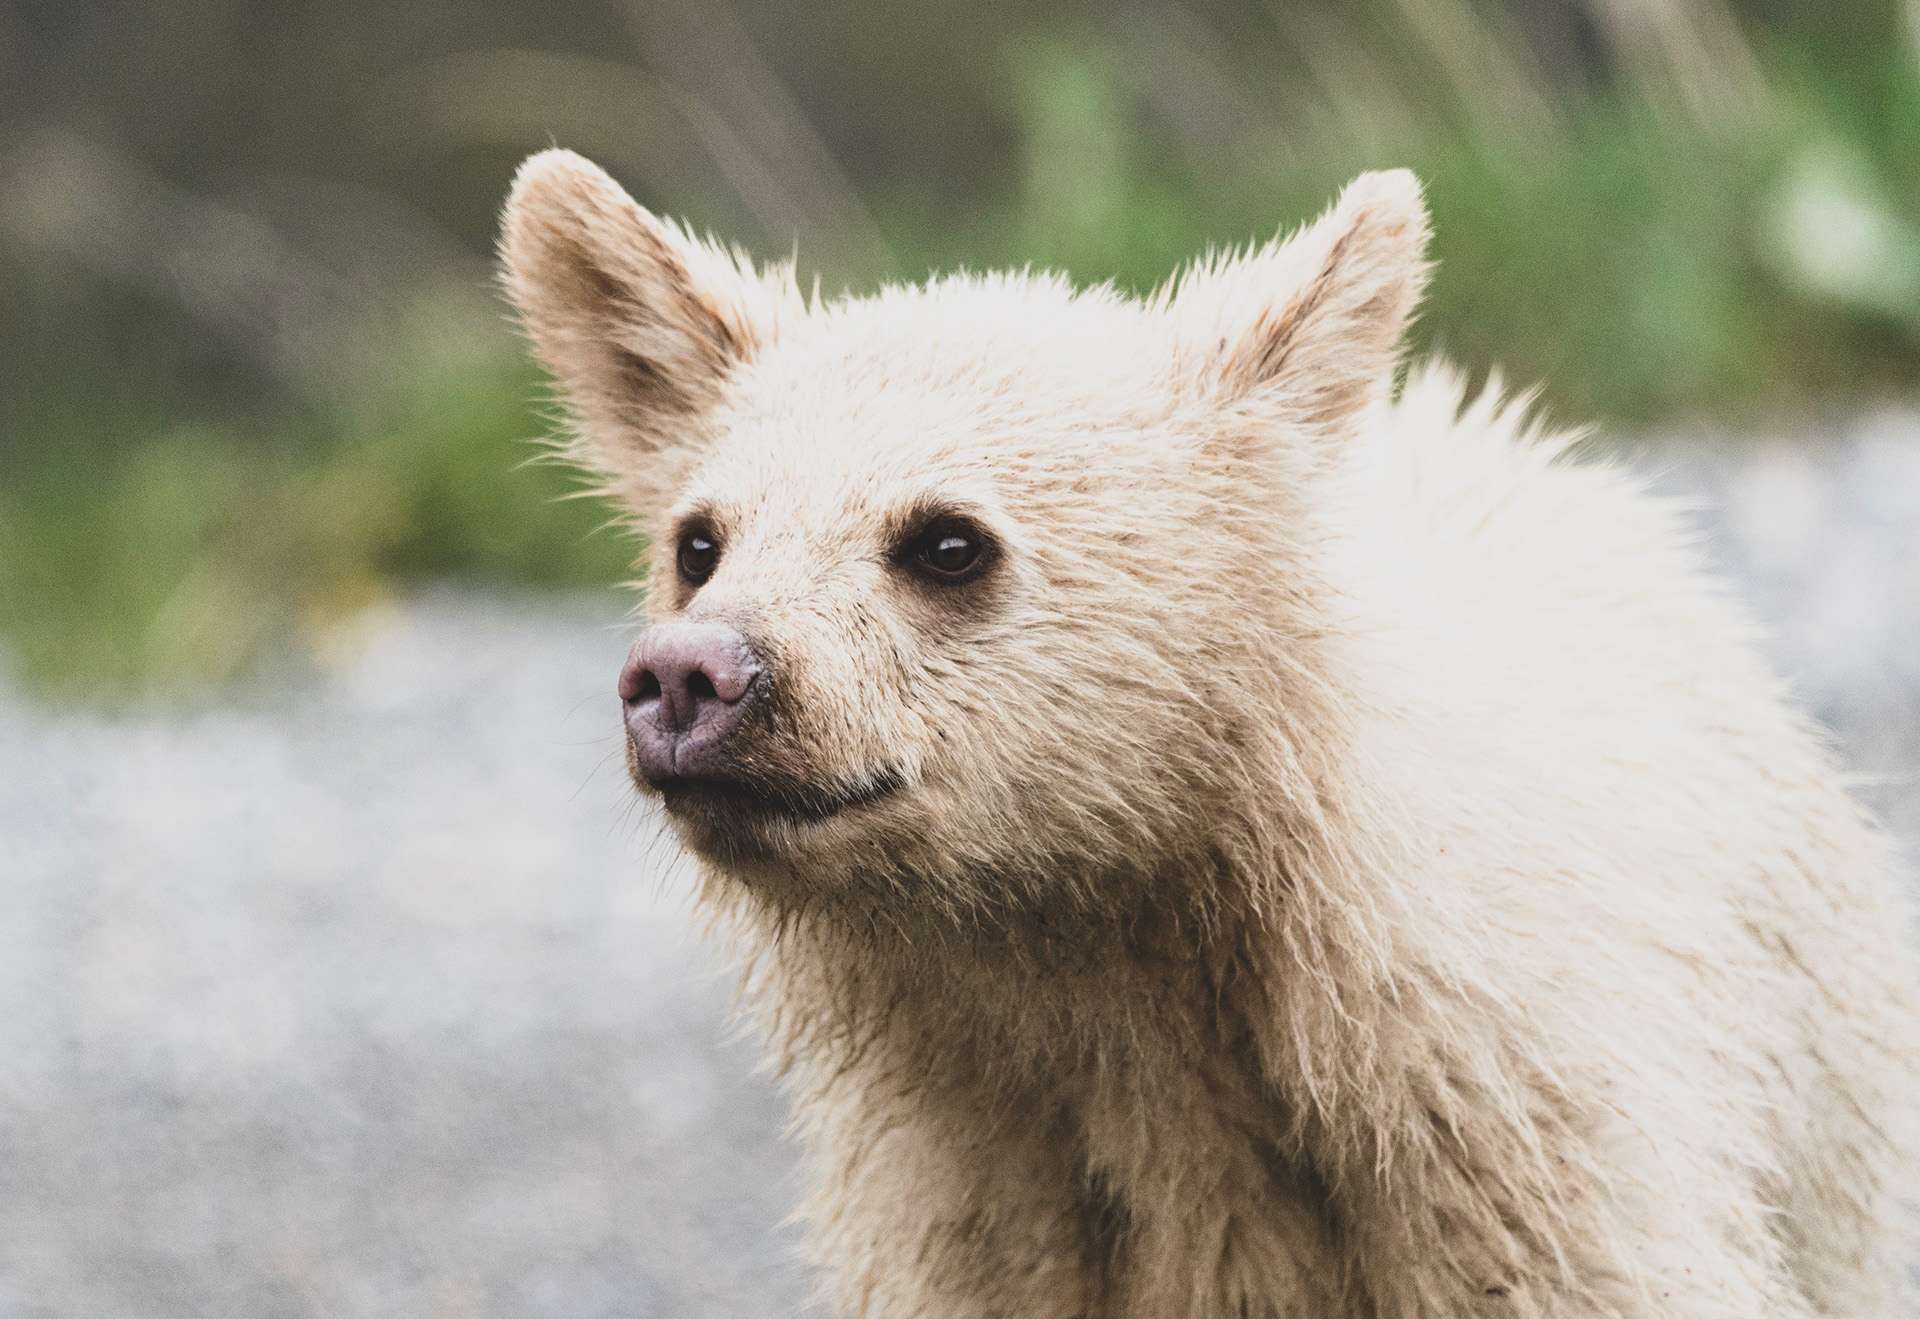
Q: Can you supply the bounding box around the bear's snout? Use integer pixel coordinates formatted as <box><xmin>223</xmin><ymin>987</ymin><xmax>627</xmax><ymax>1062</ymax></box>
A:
<box><xmin>621</xmin><ymin>622</ymin><xmax>763</xmax><ymax>782</ymax></box>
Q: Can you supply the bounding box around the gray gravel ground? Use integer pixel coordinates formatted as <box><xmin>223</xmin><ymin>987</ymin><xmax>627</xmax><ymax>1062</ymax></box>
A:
<box><xmin>4</xmin><ymin>414</ymin><xmax>1918</xmax><ymax>1318</ymax></box>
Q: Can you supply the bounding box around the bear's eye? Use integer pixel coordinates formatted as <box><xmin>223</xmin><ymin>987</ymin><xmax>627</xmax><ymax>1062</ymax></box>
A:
<box><xmin>905</xmin><ymin>519</ymin><xmax>989</xmax><ymax>584</ymax></box>
<box><xmin>677</xmin><ymin>530</ymin><xmax>719</xmax><ymax>586</ymax></box>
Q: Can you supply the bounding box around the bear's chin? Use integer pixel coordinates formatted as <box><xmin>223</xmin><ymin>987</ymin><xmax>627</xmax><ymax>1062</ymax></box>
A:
<box><xmin>650</xmin><ymin>770</ymin><xmax>905</xmax><ymax>870</ymax></box>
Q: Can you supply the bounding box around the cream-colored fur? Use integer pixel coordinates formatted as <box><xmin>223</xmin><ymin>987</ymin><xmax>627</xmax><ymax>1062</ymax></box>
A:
<box><xmin>499</xmin><ymin>149</ymin><xmax>1920</xmax><ymax>1318</ymax></box>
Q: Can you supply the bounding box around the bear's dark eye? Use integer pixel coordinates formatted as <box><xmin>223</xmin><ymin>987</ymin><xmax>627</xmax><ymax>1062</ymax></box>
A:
<box><xmin>677</xmin><ymin>530</ymin><xmax>719</xmax><ymax>585</ymax></box>
<box><xmin>906</xmin><ymin>519</ymin><xmax>990</xmax><ymax>584</ymax></box>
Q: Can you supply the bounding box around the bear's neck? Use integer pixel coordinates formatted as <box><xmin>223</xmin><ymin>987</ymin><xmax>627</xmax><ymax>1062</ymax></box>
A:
<box><xmin>706</xmin><ymin>831</ymin><xmax>1381</xmax><ymax>1133</ymax></box>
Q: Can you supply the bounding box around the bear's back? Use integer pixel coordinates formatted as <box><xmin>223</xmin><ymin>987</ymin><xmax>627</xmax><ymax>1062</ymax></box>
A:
<box><xmin>1318</xmin><ymin>361</ymin><xmax>1917</xmax><ymax>1310</ymax></box>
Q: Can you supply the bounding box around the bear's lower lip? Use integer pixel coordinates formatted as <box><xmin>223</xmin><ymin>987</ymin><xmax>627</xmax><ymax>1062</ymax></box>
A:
<box><xmin>654</xmin><ymin>768</ymin><xmax>903</xmax><ymax>825</ymax></box>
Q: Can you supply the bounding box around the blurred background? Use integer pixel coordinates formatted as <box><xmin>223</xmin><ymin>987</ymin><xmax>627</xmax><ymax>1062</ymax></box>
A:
<box><xmin>2</xmin><ymin>0</ymin><xmax>1917</xmax><ymax>1315</ymax></box>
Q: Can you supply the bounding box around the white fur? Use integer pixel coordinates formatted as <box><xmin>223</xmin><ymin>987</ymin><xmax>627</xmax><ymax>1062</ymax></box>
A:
<box><xmin>500</xmin><ymin>149</ymin><xmax>1920</xmax><ymax>1317</ymax></box>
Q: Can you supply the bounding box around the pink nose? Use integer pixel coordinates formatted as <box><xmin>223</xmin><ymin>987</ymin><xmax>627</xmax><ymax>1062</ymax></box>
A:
<box><xmin>620</xmin><ymin>622</ymin><xmax>763</xmax><ymax>780</ymax></box>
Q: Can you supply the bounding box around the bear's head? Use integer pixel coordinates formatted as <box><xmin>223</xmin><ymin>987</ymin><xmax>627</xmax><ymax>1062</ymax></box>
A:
<box><xmin>500</xmin><ymin>150</ymin><xmax>1427</xmax><ymax>922</ymax></box>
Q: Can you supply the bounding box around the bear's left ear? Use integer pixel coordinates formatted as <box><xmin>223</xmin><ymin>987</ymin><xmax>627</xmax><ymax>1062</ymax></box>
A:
<box><xmin>1171</xmin><ymin>169</ymin><xmax>1429</xmax><ymax>436</ymax></box>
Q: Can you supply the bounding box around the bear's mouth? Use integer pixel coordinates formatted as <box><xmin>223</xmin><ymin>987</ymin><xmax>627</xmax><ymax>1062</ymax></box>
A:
<box><xmin>656</xmin><ymin>766</ymin><xmax>905</xmax><ymax>826</ymax></box>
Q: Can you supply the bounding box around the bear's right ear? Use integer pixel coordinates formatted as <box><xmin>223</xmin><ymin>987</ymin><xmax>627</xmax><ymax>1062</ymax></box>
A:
<box><xmin>498</xmin><ymin>149</ymin><xmax>787</xmax><ymax>497</ymax></box>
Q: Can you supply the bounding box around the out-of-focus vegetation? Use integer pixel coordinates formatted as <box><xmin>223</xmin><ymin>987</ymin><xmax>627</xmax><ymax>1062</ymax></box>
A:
<box><xmin>3</xmin><ymin>0</ymin><xmax>1919</xmax><ymax>695</ymax></box>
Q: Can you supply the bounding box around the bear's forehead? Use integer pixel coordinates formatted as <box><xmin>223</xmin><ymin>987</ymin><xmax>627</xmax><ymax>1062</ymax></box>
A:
<box><xmin>684</xmin><ymin>395</ymin><xmax>1016</xmax><ymax>535</ymax></box>
<box><xmin>754</xmin><ymin>279</ymin><xmax>1167</xmax><ymax>415</ymax></box>
<box><xmin>671</xmin><ymin>280</ymin><xmax>1197</xmax><ymax>536</ymax></box>
<box><xmin>701</xmin><ymin>285</ymin><xmax>1171</xmax><ymax>473</ymax></box>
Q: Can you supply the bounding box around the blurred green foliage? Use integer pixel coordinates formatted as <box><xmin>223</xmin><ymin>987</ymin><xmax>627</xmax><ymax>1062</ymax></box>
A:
<box><xmin>935</xmin><ymin>23</ymin><xmax>1920</xmax><ymax>419</ymax></box>
<box><xmin>0</xmin><ymin>370</ymin><xmax>631</xmax><ymax>693</ymax></box>
<box><xmin>3</xmin><ymin>0</ymin><xmax>1918</xmax><ymax>696</ymax></box>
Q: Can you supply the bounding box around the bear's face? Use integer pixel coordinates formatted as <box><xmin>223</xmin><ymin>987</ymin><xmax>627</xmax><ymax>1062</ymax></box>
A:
<box><xmin>624</xmin><ymin>299</ymin><xmax>1240</xmax><ymax>896</ymax></box>
<box><xmin>500</xmin><ymin>151</ymin><xmax>1427</xmax><ymax>911</ymax></box>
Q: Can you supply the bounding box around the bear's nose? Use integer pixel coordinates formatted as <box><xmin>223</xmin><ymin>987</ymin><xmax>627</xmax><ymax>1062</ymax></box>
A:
<box><xmin>620</xmin><ymin>622</ymin><xmax>763</xmax><ymax>780</ymax></box>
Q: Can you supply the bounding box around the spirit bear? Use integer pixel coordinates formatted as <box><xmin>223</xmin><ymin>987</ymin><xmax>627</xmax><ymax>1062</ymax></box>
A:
<box><xmin>499</xmin><ymin>149</ymin><xmax>1918</xmax><ymax>1317</ymax></box>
